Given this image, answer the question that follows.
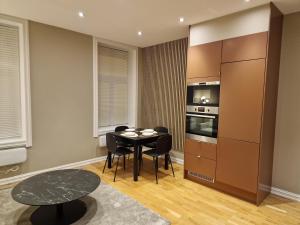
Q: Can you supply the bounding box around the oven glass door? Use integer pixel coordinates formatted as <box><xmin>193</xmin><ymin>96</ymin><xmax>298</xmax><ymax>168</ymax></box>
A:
<box><xmin>186</xmin><ymin>114</ymin><xmax>218</xmax><ymax>138</ymax></box>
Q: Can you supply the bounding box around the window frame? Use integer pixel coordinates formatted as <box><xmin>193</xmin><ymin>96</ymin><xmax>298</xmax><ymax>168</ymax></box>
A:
<box><xmin>0</xmin><ymin>18</ymin><xmax>32</xmax><ymax>149</ymax></box>
<box><xmin>93</xmin><ymin>37</ymin><xmax>138</xmax><ymax>137</ymax></box>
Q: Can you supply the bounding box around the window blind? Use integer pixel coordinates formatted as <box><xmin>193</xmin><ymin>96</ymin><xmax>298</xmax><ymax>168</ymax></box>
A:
<box><xmin>0</xmin><ymin>24</ymin><xmax>23</xmax><ymax>142</ymax></box>
<box><xmin>98</xmin><ymin>45</ymin><xmax>128</xmax><ymax>128</ymax></box>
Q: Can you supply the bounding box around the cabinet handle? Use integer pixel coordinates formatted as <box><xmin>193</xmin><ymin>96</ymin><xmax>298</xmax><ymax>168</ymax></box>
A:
<box><xmin>197</xmin><ymin>155</ymin><xmax>201</xmax><ymax>158</ymax></box>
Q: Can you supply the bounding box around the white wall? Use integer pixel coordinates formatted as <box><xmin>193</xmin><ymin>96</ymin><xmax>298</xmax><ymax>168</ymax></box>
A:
<box><xmin>273</xmin><ymin>12</ymin><xmax>300</xmax><ymax>194</ymax></box>
<box><xmin>189</xmin><ymin>4</ymin><xmax>270</xmax><ymax>46</ymax></box>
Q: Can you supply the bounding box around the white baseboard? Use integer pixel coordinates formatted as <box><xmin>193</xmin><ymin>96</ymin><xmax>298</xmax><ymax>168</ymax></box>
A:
<box><xmin>171</xmin><ymin>156</ymin><xmax>184</xmax><ymax>165</ymax></box>
<box><xmin>2</xmin><ymin>155</ymin><xmax>299</xmax><ymax>203</ymax></box>
<box><xmin>271</xmin><ymin>187</ymin><xmax>300</xmax><ymax>202</ymax></box>
<box><xmin>0</xmin><ymin>156</ymin><xmax>106</xmax><ymax>186</ymax></box>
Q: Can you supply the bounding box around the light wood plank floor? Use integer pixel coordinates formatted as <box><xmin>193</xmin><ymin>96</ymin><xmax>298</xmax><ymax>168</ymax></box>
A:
<box><xmin>84</xmin><ymin>157</ymin><xmax>300</xmax><ymax>225</ymax></box>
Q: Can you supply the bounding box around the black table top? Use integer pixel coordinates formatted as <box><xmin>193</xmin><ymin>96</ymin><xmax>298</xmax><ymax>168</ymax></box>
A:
<box><xmin>11</xmin><ymin>169</ymin><xmax>100</xmax><ymax>206</ymax></box>
<box><xmin>112</xmin><ymin>131</ymin><xmax>167</xmax><ymax>144</ymax></box>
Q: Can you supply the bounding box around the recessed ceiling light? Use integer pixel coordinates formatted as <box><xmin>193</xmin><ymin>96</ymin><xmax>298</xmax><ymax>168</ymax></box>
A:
<box><xmin>179</xmin><ymin>17</ymin><xmax>184</xmax><ymax>23</ymax></box>
<box><xmin>244</xmin><ymin>0</ymin><xmax>250</xmax><ymax>2</ymax></box>
<box><xmin>78</xmin><ymin>11</ymin><xmax>85</xmax><ymax>18</ymax></box>
<box><xmin>137</xmin><ymin>31</ymin><xmax>142</xmax><ymax>36</ymax></box>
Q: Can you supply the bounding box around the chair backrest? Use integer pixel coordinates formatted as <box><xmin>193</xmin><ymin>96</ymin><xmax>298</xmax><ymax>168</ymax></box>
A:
<box><xmin>115</xmin><ymin>126</ymin><xmax>129</xmax><ymax>132</ymax></box>
<box><xmin>156</xmin><ymin>134</ymin><xmax>172</xmax><ymax>155</ymax></box>
<box><xmin>154</xmin><ymin>126</ymin><xmax>168</xmax><ymax>133</ymax></box>
<box><xmin>106</xmin><ymin>133</ymin><xmax>117</xmax><ymax>154</ymax></box>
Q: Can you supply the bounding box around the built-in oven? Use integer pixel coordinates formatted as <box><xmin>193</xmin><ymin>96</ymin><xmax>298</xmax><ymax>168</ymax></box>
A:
<box><xmin>187</xmin><ymin>81</ymin><xmax>220</xmax><ymax>106</ymax></box>
<box><xmin>186</xmin><ymin>106</ymin><xmax>219</xmax><ymax>144</ymax></box>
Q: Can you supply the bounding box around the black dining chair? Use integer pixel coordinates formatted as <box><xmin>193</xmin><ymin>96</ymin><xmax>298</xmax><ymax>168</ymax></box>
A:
<box><xmin>143</xmin><ymin>127</ymin><xmax>168</xmax><ymax>149</ymax></box>
<box><xmin>115</xmin><ymin>126</ymin><xmax>134</xmax><ymax>148</ymax></box>
<box><xmin>139</xmin><ymin>127</ymin><xmax>169</xmax><ymax>170</ymax></box>
<box><xmin>103</xmin><ymin>133</ymin><xmax>133</xmax><ymax>182</ymax></box>
<box><xmin>115</xmin><ymin>126</ymin><xmax>129</xmax><ymax>132</ymax></box>
<box><xmin>142</xmin><ymin>134</ymin><xmax>175</xmax><ymax>184</ymax></box>
<box><xmin>115</xmin><ymin>126</ymin><xmax>134</xmax><ymax>160</ymax></box>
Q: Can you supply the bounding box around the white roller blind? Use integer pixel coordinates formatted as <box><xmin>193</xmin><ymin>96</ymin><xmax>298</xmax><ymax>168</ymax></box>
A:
<box><xmin>98</xmin><ymin>45</ymin><xmax>128</xmax><ymax>128</ymax></box>
<box><xmin>0</xmin><ymin>23</ymin><xmax>23</xmax><ymax>142</ymax></box>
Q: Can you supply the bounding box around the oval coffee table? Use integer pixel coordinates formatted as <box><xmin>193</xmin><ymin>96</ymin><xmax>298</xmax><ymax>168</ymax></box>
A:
<box><xmin>12</xmin><ymin>169</ymin><xmax>100</xmax><ymax>225</ymax></box>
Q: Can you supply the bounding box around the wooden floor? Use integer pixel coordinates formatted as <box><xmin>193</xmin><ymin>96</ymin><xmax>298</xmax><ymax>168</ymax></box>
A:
<box><xmin>85</xmin><ymin>157</ymin><xmax>300</xmax><ymax>225</ymax></box>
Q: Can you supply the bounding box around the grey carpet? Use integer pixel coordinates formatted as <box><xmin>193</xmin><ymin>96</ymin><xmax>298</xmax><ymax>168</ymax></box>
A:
<box><xmin>0</xmin><ymin>182</ymin><xmax>170</xmax><ymax>225</ymax></box>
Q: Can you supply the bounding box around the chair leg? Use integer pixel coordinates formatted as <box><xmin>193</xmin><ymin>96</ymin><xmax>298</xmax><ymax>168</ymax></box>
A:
<box><xmin>112</xmin><ymin>154</ymin><xmax>115</xmax><ymax>163</ymax></box>
<box><xmin>150</xmin><ymin>156</ymin><xmax>155</xmax><ymax>179</ymax></box>
<box><xmin>123</xmin><ymin>155</ymin><xmax>126</xmax><ymax>171</ymax></box>
<box><xmin>155</xmin><ymin>157</ymin><xmax>158</xmax><ymax>184</ymax></box>
<box><xmin>113</xmin><ymin>156</ymin><xmax>120</xmax><ymax>182</ymax></box>
<box><xmin>168</xmin><ymin>154</ymin><xmax>175</xmax><ymax>177</ymax></box>
<box><xmin>102</xmin><ymin>155</ymin><xmax>108</xmax><ymax>174</ymax></box>
<box><xmin>139</xmin><ymin>154</ymin><xmax>143</xmax><ymax>175</ymax></box>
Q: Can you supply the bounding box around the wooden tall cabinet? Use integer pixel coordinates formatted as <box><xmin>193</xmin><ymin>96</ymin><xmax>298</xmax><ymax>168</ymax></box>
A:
<box><xmin>184</xmin><ymin>3</ymin><xmax>283</xmax><ymax>205</ymax></box>
<box><xmin>218</xmin><ymin>59</ymin><xmax>266</xmax><ymax>143</ymax></box>
<box><xmin>186</xmin><ymin>41</ymin><xmax>222</xmax><ymax>79</ymax></box>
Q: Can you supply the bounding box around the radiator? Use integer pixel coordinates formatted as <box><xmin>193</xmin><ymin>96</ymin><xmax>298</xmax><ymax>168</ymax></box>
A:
<box><xmin>99</xmin><ymin>136</ymin><xmax>106</xmax><ymax>147</ymax></box>
<box><xmin>0</xmin><ymin>148</ymin><xmax>27</xmax><ymax>166</ymax></box>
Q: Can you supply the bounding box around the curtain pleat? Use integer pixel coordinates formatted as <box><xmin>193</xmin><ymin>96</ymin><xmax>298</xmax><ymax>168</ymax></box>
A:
<box><xmin>141</xmin><ymin>38</ymin><xmax>188</xmax><ymax>152</ymax></box>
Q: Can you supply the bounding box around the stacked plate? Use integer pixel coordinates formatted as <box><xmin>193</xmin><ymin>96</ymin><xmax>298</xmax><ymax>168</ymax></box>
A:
<box><xmin>121</xmin><ymin>131</ymin><xmax>138</xmax><ymax>137</ymax></box>
<box><xmin>141</xmin><ymin>129</ymin><xmax>157</xmax><ymax>136</ymax></box>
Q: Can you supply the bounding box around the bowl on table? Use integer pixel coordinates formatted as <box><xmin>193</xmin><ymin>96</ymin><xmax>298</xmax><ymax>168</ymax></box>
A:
<box><xmin>141</xmin><ymin>132</ymin><xmax>154</xmax><ymax>136</ymax></box>
<box><xmin>121</xmin><ymin>132</ymin><xmax>138</xmax><ymax>137</ymax></box>
<box><xmin>142</xmin><ymin>129</ymin><xmax>154</xmax><ymax>133</ymax></box>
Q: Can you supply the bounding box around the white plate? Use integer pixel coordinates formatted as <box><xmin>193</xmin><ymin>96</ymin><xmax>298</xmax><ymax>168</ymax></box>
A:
<box><xmin>125</xmin><ymin>128</ymin><xmax>135</xmax><ymax>132</ymax></box>
<box><xmin>121</xmin><ymin>133</ymin><xmax>138</xmax><ymax>137</ymax></box>
<box><xmin>142</xmin><ymin>132</ymin><xmax>154</xmax><ymax>136</ymax></box>
<box><xmin>142</xmin><ymin>129</ymin><xmax>154</xmax><ymax>133</ymax></box>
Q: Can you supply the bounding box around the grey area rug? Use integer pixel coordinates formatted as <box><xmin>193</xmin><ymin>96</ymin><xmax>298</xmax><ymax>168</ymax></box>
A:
<box><xmin>0</xmin><ymin>182</ymin><xmax>170</xmax><ymax>225</ymax></box>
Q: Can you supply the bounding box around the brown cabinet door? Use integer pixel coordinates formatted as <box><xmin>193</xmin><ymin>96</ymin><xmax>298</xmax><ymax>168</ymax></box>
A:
<box><xmin>185</xmin><ymin>138</ymin><xmax>216</xmax><ymax>160</ymax></box>
<box><xmin>185</xmin><ymin>153</ymin><xmax>216</xmax><ymax>179</ymax></box>
<box><xmin>218</xmin><ymin>59</ymin><xmax>265</xmax><ymax>143</ymax></box>
<box><xmin>222</xmin><ymin>32</ymin><xmax>268</xmax><ymax>63</ymax></box>
<box><xmin>216</xmin><ymin>138</ymin><xmax>259</xmax><ymax>193</ymax></box>
<box><xmin>187</xmin><ymin>41</ymin><xmax>222</xmax><ymax>78</ymax></box>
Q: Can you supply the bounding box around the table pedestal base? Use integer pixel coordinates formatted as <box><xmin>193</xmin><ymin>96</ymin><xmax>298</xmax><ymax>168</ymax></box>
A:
<box><xmin>30</xmin><ymin>200</ymin><xmax>86</xmax><ymax>225</ymax></box>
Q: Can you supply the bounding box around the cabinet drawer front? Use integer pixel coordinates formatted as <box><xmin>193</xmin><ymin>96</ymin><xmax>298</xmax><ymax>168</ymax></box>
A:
<box><xmin>216</xmin><ymin>138</ymin><xmax>259</xmax><ymax>193</ymax></box>
<box><xmin>222</xmin><ymin>32</ymin><xmax>268</xmax><ymax>62</ymax></box>
<box><xmin>185</xmin><ymin>153</ymin><xmax>216</xmax><ymax>178</ymax></box>
<box><xmin>187</xmin><ymin>41</ymin><xmax>222</xmax><ymax>78</ymax></box>
<box><xmin>185</xmin><ymin>138</ymin><xmax>216</xmax><ymax>160</ymax></box>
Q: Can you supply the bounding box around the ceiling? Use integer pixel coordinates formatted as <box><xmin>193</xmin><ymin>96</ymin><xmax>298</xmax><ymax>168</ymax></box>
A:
<box><xmin>0</xmin><ymin>0</ymin><xmax>300</xmax><ymax>47</ymax></box>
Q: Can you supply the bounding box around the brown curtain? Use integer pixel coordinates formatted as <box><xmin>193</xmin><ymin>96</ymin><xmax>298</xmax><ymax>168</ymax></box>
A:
<box><xmin>140</xmin><ymin>38</ymin><xmax>188</xmax><ymax>152</ymax></box>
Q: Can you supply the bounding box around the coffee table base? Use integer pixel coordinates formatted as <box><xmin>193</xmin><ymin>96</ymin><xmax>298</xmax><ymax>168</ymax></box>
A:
<box><xmin>30</xmin><ymin>200</ymin><xmax>86</xmax><ymax>225</ymax></box>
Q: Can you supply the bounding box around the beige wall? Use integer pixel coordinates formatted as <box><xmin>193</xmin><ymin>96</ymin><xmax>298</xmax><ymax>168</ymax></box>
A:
<box><xmin>0</xmin><ymin>21</ymin><xmax>102</xmax><ymax>178</ymax></box>
<box><xmin>190</xmin><ymin>4</ymin><xmax>270</xmax><ymax>46</ymax></box>
<box><xmin>273</xmin><ymin>12</ymin><xmax>300</xmax><ymax>194</ymax></box>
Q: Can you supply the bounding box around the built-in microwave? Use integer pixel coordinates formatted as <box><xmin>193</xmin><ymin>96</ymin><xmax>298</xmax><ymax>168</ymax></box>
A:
<box><xmin>187</xmin><ymin>81</ymin><xmax>220</xmax><ymax>106</ymax></box>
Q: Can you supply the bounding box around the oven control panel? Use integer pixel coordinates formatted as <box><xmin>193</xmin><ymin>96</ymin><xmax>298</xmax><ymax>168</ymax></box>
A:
<box><xmin>186</xmin><ymin>105</ymin><xmax>219</xmax><ymax>115</ymax></box>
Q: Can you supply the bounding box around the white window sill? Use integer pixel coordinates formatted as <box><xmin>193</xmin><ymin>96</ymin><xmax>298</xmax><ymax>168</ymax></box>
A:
<box><xmin>98</xmin><ymin>124</ymin><xmax>129</xmax><ymax>136</ymax></box>
<box><xmin>0</xmin><ymin>139</ymin><xmax>27</xmax><ymax>150</ymax></box>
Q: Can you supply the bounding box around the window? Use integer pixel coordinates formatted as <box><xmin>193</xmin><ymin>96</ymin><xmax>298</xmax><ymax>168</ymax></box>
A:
<box><xmin>98</xmin><ymin>46</ymin><xmax>128</xmax><ymax>128</ymax></box>
<box><xmin>0</xmin><ymin>18</ymin><xmax>31</xmax><ymax>149</ymax></box>
<box><xmin>93</xmin><ymin>38</ymin><xmax>138</xmax><ymax>136</ymax></box>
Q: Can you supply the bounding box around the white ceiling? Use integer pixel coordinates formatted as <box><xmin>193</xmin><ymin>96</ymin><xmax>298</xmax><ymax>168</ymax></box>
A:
<box><xmin>0</xmin><ymin>0</ymin><xmax>300</xmax><ymax>47</ymax></box>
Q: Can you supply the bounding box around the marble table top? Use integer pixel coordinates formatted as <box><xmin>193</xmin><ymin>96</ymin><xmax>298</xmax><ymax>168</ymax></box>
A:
<box><xmin>11</xmin><ymin>169</ymin><xmax>100</xmax><ymax>206</ymax></box>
